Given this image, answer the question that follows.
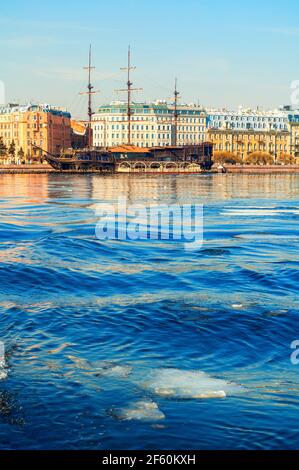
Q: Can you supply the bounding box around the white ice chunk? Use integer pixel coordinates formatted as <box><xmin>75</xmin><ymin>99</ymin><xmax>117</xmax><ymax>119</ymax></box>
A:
<box><xmin>231</xmin><ymin>304</ymin><xmax>244</xmax><ymax>309</ymax></box>
<box><xmin>0</xmin><ymin>358</ymin><xmax>7</xmax><ymax>380</ymax></box>
<box><xmin>67</xmin><ymin>356</ymin><xmax>132</xmax><ymax>378</ymax></box>
<box><xmin>0</xmin><ymin>344</ymin><xmax>7</xmax><ymax>380</ymax></box>
<box><xmin>95</xmin><ymin>364</ymin><xmax>132</xmax><ymax>378</ymax></box>
<box><xmin>141</xmin><ymin>368</ymin><xmax>242</xmax><ymax>399</ymax></box>
<box><xmin>0</xmin><ymin>369</ymin><xmax>7</xmax><ymax>380</ymax></box>
<box><xmin>114</xmin><ymin>400</ymin><xmax>165</xmax><ymax>422</ymax></box>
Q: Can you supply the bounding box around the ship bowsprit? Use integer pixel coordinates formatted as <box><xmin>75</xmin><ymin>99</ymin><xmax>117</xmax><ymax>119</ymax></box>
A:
<box><xmin>41</xmin><ymin>148</ymin><xmax>116</xmax><ymax>173</ymax></box>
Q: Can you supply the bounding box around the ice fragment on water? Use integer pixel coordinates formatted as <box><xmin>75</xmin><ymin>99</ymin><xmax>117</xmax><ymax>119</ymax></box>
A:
<box><xmin>95</xmin><ymin>364</ymin><xmax>132</xmax><ymax>378</ymax></box>
<box><xmin>0</xmin><ymin>343</ymin><xmax>6</xmax><ymax>380</ymax></box>
<box><xmin>141</xmin><ymin>368</ymin><xmax>240</xmax><ymax>399</ymax></box>
<box><xmin>0</xmin><ymin>369</ymin><xmax>7</xmax><ymax>380</ymax></box>
<box><xmin>113</xmin><ymin>400</ymin><xmax>165</xmax><ymax>422</ymax></box>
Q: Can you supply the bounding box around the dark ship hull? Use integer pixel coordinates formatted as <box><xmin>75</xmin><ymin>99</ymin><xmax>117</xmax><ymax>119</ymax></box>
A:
<box><xmin>40</xmin><ymin>143</ymin><xmax>213</xmax><ymax>174</ymax></box>
<box><xmin>42</xmin><ymin>149</ymin><xmax>115</xmax><ymax>173</ymax></box>
<box><xmin>114</xmin><ymin>143</ymin><xmax>213</xmax><ymax>173</ymax></box>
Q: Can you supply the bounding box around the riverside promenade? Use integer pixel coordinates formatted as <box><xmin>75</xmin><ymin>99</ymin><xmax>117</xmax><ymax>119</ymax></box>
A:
<box><xmin>0</xmin><ymin>164</ymin><xmax>55</xmax><ymax>174</ymax></box>
<box><xmin>224</xmin><ymin>164</ymin><xmax>299</xmax><ymax>173</ymax></box>
<box><xmin>1</xmin><ymin>164</ymin><xmax>299</xmax><ymax>174</ymax></box>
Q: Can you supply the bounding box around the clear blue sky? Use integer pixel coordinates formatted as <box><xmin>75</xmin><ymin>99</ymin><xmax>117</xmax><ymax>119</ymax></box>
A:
<box><xmin>0</xmin><ymin>0</ymin><xmax>299</xmax><ymax>118</ymax></box>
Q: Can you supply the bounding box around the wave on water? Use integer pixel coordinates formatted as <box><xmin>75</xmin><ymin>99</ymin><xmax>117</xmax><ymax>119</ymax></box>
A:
<box><xmin>0</xmin><ymin>174</ymin><xmax>299</xmax><ymax>449</ymax></box>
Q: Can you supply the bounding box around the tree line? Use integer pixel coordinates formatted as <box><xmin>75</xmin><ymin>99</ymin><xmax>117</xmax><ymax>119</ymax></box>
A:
<box><xmin>0</xmin><ymin>137</ymin><xmax>25</xmax><ymax>163</ymax></box>
<box><xmin>213</xmin><ymin>151</ymin><xmax>296</xmax><ymax>165</ymax></box>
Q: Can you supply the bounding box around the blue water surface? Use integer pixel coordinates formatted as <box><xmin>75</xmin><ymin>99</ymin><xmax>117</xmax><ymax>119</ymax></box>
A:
<box><xmin>0</xmin><ymin>173</ymin><xmax>298</xmax><ymax>450</ymax></box>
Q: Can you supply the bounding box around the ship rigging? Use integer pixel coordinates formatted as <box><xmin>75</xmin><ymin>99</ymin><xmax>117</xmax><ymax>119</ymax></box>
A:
<box><xmin>33</xmin><ymin>47</ymin><xmax>213</xmax><ymax>173</ymax></box>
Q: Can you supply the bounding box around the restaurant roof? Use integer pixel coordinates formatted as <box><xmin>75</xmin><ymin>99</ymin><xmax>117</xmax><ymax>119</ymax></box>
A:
<box><xmin>109</xmin><ymin>145</ymin><xmax>150</xmax><ymax>153</ymax></box>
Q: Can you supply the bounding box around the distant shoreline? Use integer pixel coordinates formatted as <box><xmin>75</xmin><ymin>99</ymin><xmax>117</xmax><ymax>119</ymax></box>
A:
<box><xmin>1</xmin><ymin>164</ymin><xmax>299</xmax><ymax>175</ymax></box>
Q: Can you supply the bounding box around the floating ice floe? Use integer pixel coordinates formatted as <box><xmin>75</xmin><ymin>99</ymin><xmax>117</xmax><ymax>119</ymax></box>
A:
<box><xmin>66</xmin><ymin>357</ymin><xmax>242</xmax><ymax>401</ymax></box>
<box><xmin>67</xmin><ymin>356</ymin><xmax>132</xmax><ymax>378</ymax></box>
<box><xmin>221</xmin><ymin>209</ymin><xmax>297</xmax><ymax>217</ymax></box>
<box><xmin>0</xmin><ymin>369</ymin><xmax>7</xmax><ymax>380</ymax></box>
<box><xmin>140</xmin><ymin>368</ymin><xmax>242</xmax><ymax>399</ymax></box>
<box><xmin>0</xmin><ymin>358</ymin><xmax>7</xmax><ymax>380</ymax></box>
<box><xmin>231</xmin><ymin>304</ymin><xmax>244</xmax><ymax>310</ymax></box>
<box><xmin>0</xmin><ymin>343</ymin><xmax>7</xmax><ymax>380</ymax></box>
<box><xmin>94</xmin><ymin>364</ymin><xmax>132</xmax><ymax>378</ymax></box>
<box><xmin>112</xmin><ymin>400</ymin><xmax>165</xmax><ymax>422</ymax></box>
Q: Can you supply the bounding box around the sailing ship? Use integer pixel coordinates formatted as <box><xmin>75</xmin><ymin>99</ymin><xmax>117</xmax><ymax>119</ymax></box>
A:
<box><xmin>35</xmin><ymin>47</ymin><xmax>213</xmax><ymax>173</ymax></box>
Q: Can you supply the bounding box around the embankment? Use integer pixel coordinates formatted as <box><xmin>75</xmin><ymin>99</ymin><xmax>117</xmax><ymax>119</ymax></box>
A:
<box><xmin>0</xmin><ymin>164</ymin><xmax>55</xmax><ymax>174</ymax></box>
<box><xmin>224</xmin><ymin>164</ymin><xmax>299</xmax><ymax>173</ymax></box>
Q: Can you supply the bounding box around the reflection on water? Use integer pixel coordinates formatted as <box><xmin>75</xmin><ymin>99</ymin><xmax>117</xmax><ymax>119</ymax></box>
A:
<box><xmin>0</xmin><ymin>173</ymin><xmax>298</xmax><ymax>450</ymax></box>
<box><xmin>0</xmin><ymin>173</ymin><xmax>298</xmax><ymax>202</ymax></box>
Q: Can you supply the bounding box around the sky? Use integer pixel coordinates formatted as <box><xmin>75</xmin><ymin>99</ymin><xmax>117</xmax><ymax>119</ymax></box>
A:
<box><xmin>0</xmin><ymin>0</ymin><xmax>299</xmax><ymax>119</ymax></box>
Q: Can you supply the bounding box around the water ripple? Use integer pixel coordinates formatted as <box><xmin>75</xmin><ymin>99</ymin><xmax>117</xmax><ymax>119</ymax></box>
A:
<box><xmin>0</xmin><ymin>174</ymin><xmax>298</xmax><ymax>450</ymax></box>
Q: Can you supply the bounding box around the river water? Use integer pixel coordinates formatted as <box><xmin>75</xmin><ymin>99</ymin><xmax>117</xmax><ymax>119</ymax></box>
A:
<box><xmin>0</xmin><ymin>173</ymin><xmax>298</xmax><ymax>450</ymax></box>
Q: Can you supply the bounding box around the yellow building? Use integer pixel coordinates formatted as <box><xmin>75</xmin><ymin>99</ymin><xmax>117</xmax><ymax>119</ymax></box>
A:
<box><xmin>290</xmin><ymin>122</ymin><xmax>299</xmax><ymax>163</ymax></box>
<box><xmin>208</xmin><ymin>128</ymin><xmax>291</xmax><ymax>162</ymax></box>
<box><xmin>0</xmin><ymin>104</ymin><xmax>71</xmax><ymax>164</ymax></box>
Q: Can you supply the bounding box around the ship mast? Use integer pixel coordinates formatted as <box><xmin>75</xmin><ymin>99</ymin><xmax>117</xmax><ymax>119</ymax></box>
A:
<box><xmin>173</xmin><ymin>78</ymin><xmax>180</xmax><ymax>147</ymax></box>
<box><xmin>80</xmin><ymin>45</ymin><xmax>96</xmax><ymax>149</ymax></box>
<box><xmin>116</xmin><ymin>46</ymin><xmax>142</xmax><ymax>145</ymax></box>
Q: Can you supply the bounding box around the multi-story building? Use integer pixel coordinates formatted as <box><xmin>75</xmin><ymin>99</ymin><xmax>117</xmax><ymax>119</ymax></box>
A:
<box><xmin>208</xmin><ymin>128</ymin><xmax>290</xmax><ymax>162</ymax></box>
<box><xmin>92</xmin><ymin>101</ymin><xmax>207</xmax><ymax>148</ymax></box>
<box><xmin>0</xmin><ymin>103</ymin><xmax>71</xmax><ymax>163</ymax></box>
<box><xmin>289</xmin><ymin>114</ymin><xmax>299</xmax><ymax>161</ymax></box>
<box><xmin>206</xmin><ymin>108</ymin><xmax>299</xmax><ymax>162</ymax></box>
<box><xmin>207</xmin><ymin>109</ymin><xmax>289</xmax><ymax>132</ymax></box>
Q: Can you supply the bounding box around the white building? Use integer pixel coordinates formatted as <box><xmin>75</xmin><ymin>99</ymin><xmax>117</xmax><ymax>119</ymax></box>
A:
<box><xmin>207</xmin><ymin>108</ymin><xmax>289</xmax><ymax>132</ymax></box>
<box><xmin>92</xmin><ymin>101</ymin><xmax>207</xmax><ymax>148</ymax></box>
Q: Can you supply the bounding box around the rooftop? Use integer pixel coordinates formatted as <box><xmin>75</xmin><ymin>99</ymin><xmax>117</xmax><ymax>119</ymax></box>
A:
<box><xmin>110</xmin><ymin>145</ymin><xmax>150</xmax><ymax>153</ymax></box>
<box><xmin>0</xmin><ymin>103</ymin><xmax>71</xmax><ymax>118</ymax></box>
<box><xmin>96</xmin><ymin>102</ymin><xmax>206</xmax><ymax>116</ymax></box>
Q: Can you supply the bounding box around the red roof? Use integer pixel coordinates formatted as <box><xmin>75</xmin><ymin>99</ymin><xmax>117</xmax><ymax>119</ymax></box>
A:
<box><xmin>109</xmin><ymin>145</ymin><xmax>150</xmax><ymax>153</ymax></box>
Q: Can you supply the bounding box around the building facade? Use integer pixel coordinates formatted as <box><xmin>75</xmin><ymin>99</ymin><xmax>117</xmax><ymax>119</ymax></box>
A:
<box><xmin>92</xmin><ymin>102</ymin><xmax>207</xmax><ymax>148</ymax></box>
<box><xmin>0</xmin><ymin>104</ymin><xmax>71</xmax><ymax>163</ymax></box>
<box><xmin>289</xmin><ymin>114</ymin><xmax>299</xmax><ymax>161</ymax></box>
<box><xmin>208</xmin><ymin>128</ymin><xmax>290</xmax><ymax>162</ymax></box>
<box><xmin>207</xmin><ymin>109</ymin><xmax>289</xmax><ymax>132</ymax></box>
<box><xmin>207</xmin><ymin>108</ymin><xmax>299</xmax><ymax>162</ymax></box>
